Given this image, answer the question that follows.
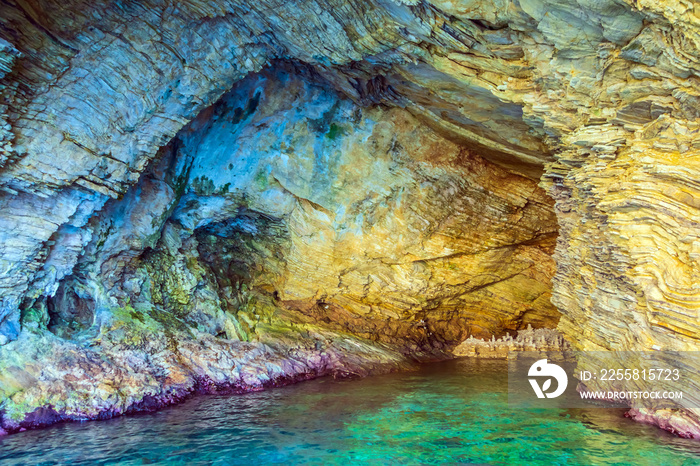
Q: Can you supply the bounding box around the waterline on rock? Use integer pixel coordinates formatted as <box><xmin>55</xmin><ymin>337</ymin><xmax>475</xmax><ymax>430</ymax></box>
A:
<box><xmin>1</xmin><ymin>359</ymin><xmax>699</xmax><ymax>465</ymax></box>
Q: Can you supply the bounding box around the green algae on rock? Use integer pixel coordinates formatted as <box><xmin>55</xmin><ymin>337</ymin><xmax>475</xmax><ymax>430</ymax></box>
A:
<box><xmin>0</xmin><ymin>0</ymin><xmax>699</xmax><ymax>439</ymax></box>
<box><xmin>0</xmin><ymin>64</ymin><xmax>558</xmax><ymax>433</ymax></box>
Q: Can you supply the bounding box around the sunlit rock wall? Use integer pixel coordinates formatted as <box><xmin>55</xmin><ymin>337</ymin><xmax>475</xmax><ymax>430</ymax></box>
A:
<box><xmin>0</xmin><ymin>63</ymin><xmax>558</xmax><ymax>432</ymax></box>
<box><xmin>536</xmin><ymin>1</ymin><xmax>700</xmax><ymax>436</ymax></box>
<box><xmin>155</xmin><ymin>66</ymin><xmax>558</xmax><ymax>345</ymax></box>
<box><xmin>0</xmin><ymin>0</ymin><xmax>699</xmax><ymax>436</ymax></box>
<box><xmin>20</xmin><ymin>64</ymin><xmax>559</xmax><ymax>351</ymax></box>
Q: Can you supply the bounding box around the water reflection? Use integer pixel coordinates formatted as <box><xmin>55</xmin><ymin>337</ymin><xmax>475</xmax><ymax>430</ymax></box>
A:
<box><xmin>1</xmin><ymin>359</ymin><xmax>699</xmax><ymax>465</ymax></box>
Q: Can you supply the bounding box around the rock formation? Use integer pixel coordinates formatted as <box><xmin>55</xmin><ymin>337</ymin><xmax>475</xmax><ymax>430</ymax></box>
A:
<box><xmin>453</xmin><ymin>325</ymin><xmax>570</xmax><ymax>358</ymax></box>
<box><xmin>0</xmin><ymin>0</ymin><xmax>698</xmax><ymax>437</ymax></box>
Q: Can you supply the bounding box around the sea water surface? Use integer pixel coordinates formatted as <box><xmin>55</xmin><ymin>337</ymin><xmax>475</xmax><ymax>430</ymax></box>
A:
<box><xmin>1</xmin><ymin>358</ymin><xmax>700</xmax><ymax>465</ymax></box>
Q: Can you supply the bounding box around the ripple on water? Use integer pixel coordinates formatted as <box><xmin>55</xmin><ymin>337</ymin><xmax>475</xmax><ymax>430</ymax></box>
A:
<box><xmin>1</xmin><ymin>359</ymin><xmax>700</xmax><ymax>465</ymax></box>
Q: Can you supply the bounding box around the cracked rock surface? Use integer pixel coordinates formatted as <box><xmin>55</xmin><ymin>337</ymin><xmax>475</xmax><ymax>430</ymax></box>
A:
<box><xmin>0</xmin><ymin>0</ymin><xmax>698</xmax><ymax>437</ymax></box>
<box><xmin>0</xmin><ymin>63</ymin><xmax>559</xmax><ymax>433</ymax></box>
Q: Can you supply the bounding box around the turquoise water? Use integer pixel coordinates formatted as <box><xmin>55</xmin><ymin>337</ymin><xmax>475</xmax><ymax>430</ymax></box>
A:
<box><xmin>2</xmin><ymin>358</ymin><xmax>700</xmax><ymax>465</ymax></box>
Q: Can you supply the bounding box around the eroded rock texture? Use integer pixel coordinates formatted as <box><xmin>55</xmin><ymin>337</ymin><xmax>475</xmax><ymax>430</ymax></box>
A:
<box><xmin>0</xmin><ymin>0</ymin><xmax>698</xmax><ymax>436</ymax></box>
<box><xmin>0</xmin><ymin>58</ymin><xmax>557</xmax><ymax>432</ymax></box>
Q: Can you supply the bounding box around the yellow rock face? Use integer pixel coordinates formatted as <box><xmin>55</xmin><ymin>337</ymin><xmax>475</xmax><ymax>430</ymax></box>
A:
<box><xmin>174</xmin><ymin>70</ymin><xmax>560</xmax><ymax>350</ymax></box>
<box><xmin>0</xmin><ymin>68</ymin><xmax>561</xmax><ymax>433</ymax></box>
<box><xmin>1</xmin><ymin>0</ymin><xmax>700</xmax><ymax>437</ymax></box>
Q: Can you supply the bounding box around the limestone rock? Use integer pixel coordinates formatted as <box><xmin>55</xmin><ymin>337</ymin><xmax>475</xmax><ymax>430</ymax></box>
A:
<box><xmin>452</xmin><ymin>325</ymin><xmax>570</xmax><ymax>358</ymax></box>
<box><xmin>0</xmin><ymin>64</ymin><xmax>559</xmax><ymax>431</ymax></box>
<box><xmin>0</xmin><ymin>0</ymin><xmax>698</xmax><ymax>437</ymax></box>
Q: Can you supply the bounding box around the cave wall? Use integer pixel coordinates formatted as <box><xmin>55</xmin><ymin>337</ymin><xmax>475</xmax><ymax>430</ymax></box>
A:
<box><xmin>32</xmin><ymin>64</ymin><xmax>559</xmax><ymax>349</ymax></box>
<box><xmin>0</xmin><ymin>0</ymin><xmax>699</xmax><ymax>436</ymax></box>
<box><xmin>168</xmin><ymin>66</ymin><xmax>558</xmax><ymax>344</ymax></box>
<box><xmin>0</xmin><ymin>63</ymin><xmax>558</xmax><ymax>432</ymax></box>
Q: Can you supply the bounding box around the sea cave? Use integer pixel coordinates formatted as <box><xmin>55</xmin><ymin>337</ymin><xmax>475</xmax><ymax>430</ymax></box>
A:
<box><xmin>1</xmin><ymin>0</ymin><xmax>700</xmax><ymax>464</ymax></box>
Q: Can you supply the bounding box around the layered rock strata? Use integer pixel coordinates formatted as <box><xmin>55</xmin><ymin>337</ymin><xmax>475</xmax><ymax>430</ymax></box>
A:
<box><xmin>537</xmin><ymin>3</ymin><xmax>700</xmax><ymax>437</ymax></box>
<box><xmin>0</xmin><ymin>64</ymin><xmax>558</xmax><ymax>432</ymax></box>
<box><xmin>0</xmin><ymin>0</ymin><xmax>698</xmax><ymax>437</ymax></box>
